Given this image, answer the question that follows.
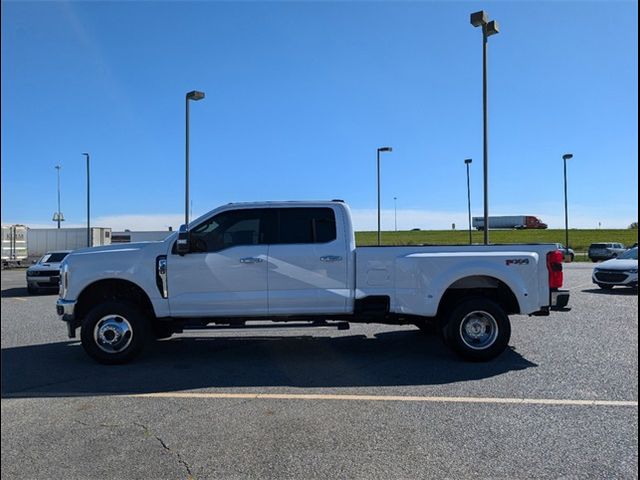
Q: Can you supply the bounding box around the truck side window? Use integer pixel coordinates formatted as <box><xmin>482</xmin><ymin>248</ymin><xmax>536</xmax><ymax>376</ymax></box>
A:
<box><xmin>190</xmin><ymin>208</ymin><xmax>274</xmax><ymax>253</ymax></box>
<box><xmin>276</xmin><ymin>208</ymin><xmax>337</xmax><ymax>244</ymax></box>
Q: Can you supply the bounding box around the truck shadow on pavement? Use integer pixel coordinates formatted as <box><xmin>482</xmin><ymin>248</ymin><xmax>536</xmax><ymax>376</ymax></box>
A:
<box><xmin>1</xmin><ymin>287</ymin><xmax>58</xmax><ymax>298</ymax></box>
<box><xmin>1</xmin><ymin>287</ymin><xmax>29</xmax><ymax>298</ymax></box>
<box><xmin>1</xmin><ymin>330</ymin><xmax>537</xmax><ymax>399</ymax></box>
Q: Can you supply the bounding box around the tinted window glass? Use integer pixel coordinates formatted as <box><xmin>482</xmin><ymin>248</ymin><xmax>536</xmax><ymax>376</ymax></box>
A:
<box><xmin>277</xmin><ymin>208</ymin><xmax>337</xmax><ymax>244</ymax></box>
<box><xmin>190</xmin><ymin>209</ymin><xmax>274</xmax><ymax>252</ymax></box>
<box><xmin>620</xmin><ymin>247</ymin><xmax>638</xmax><ymax>260</ymax></box>
<box><xmin>41</xmin><ymin>252</ymin><xmax>69</xmax><ymax>263</ymax></box>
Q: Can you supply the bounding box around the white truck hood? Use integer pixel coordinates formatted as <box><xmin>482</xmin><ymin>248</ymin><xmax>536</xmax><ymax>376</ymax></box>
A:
<box><xmin>69</xmin><ymin>241</ymin><xmax>165</xmax><ymax>256</ymax></box>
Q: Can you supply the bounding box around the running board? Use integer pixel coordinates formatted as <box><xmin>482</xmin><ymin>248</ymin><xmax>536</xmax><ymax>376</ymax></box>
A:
<box><xmin>180</xmin><ymin>320</ymin><xmax>350</xmax><ymax>331</ymax></box>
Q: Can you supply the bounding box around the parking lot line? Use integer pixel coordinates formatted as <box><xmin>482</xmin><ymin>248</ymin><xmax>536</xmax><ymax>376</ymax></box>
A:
<box><xmin>128</xmin><ymin>392</ymin><xmax>638</xmax><ymax>407</ymax></box>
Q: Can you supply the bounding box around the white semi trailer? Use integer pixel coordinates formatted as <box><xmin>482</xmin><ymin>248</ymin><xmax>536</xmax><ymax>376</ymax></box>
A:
<box><xmin>1</xmin><ymin>225</ymin><xmax>28</xmax><ymax>267</ymax></box>
<box><xmin>27</xmin><ymin>227</ymin><xmax>112</xmax><ymax>259</ymax></box>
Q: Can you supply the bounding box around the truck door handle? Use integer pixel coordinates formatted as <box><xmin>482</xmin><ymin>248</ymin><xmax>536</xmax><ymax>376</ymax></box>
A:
<box><xmin>240</xmin><ymin>257</ymin><xmax>263</xmax><ymax>264</ymax></box>
<box><xmin>320</xmin><ymin>255</ymin><xmax>342</xmax><ymax>262</ymax></box>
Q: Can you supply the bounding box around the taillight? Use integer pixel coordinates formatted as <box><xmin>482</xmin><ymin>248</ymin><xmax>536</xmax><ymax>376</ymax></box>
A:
<box><xmin>547</xmin><ymin>250</ymin><xmax>564</xmax><ymax>289</ymax></box>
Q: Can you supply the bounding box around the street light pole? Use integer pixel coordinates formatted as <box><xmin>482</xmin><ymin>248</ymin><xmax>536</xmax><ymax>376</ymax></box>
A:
<box><xmin>563</xmin><ymin>153</ymin><xmax>573</xmax><ymax>252</ymax></box>
<box><xmin>470</xmin><ymin>11</ymin><xmax>499</xmax><ymax>245</ymax></box>
<box><xmin>376</xmin><ymin>147</ymin><xmax>392</xmax><ymax>245</ymax></box>
<box><xmin>82</xmin><ymin>153</ymin><xmax>90</xmax><ymax>246</ymax></box>
<box><xmin>394</xmin><ymin>196</ymin><xmax>398</xmax><ymax>232</ymax></box>
<box><xmin>185</xmin><ymin>90</ymin><xmax>205</xmax><ymax>228</ymax></box>
<box><xmin>464</xmin><ymin>159</ymin><xmax>473</xmax><ymax>244</ymax></box>
<box><xmin>55</xmin><ymin>165</ymin><xmax>62</xmax><ymax>229</ymax></box>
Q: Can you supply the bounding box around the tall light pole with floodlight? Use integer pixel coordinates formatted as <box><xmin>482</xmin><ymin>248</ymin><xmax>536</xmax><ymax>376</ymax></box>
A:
<box><xmin>185</xmin><ymin>90</ymin><xmax>205</xmax><ymax>229</ymax></box>
<box><xmin>53</xmin><ymin>164</ymin><xmax>63</xmax><ymax>228</ymax></box>
<box><xmin>563</xmin><ymin>153</ymin><xmax>573</xmax><ymax>254</ymax></box>
<box><xmin>377</xmin><ymin>147</ymin><xmax>392</xmax><ymax>245</ymax></box>
<box><xmin>82</xmin><ymin>153</ymin><xmax>90</xmax><ymax>246</ymax></box>
<box><xmin>464</xmin><ymin>159</ymin><xmax>473</xmax><ymax>244</ymax></box>
<box><xmin>470</xmin><ymin>10</ymin><xmax>499</xmax><ymax>244</ymax></box>
<box><xmin>394</xmin><ymin>196</ymin><xmax>398</xmax><ymax>232</ymax></box>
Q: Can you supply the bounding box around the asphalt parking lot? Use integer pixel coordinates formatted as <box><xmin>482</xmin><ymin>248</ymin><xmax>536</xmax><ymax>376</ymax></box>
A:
<box><xmin>1</xmin><ymin>264</ymin><xmax>638</xmax><ymax>479</ymax></box>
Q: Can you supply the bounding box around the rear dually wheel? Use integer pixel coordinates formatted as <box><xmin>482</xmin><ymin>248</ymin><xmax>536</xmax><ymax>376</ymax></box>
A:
<box><xmin>443</xmin><ymin>298</ymin><xmax>511</xmax><ymax>361</ymax></box>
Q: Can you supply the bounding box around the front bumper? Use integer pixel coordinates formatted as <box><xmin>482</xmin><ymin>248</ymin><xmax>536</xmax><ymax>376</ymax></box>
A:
<box><xmin>28</xmin><ymin>277</ymin><xmax>60</xmax><ymax>288</ymax></box>
<box><xmin>56</xmin><ymin>298</ymin><xmax>78</xmax><ymax>338</ymax></box>
<box><xmin>592</xmin><ymin>271</ymin><xmax>638</xmax><ymax>287</ymax></box>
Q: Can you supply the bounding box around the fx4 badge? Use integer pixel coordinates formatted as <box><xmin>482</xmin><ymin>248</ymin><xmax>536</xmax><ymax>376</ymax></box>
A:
<box><xmin>506</xmin><ymin>258</ymin><xmax>530</xmax><ymax>266</ymax></box>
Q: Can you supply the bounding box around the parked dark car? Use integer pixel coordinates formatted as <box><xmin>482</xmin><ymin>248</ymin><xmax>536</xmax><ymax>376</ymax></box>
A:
<box><xmin>588</xmin><ymin>242</ymin><xmax>626</xmax><ymax>262</ymax></box>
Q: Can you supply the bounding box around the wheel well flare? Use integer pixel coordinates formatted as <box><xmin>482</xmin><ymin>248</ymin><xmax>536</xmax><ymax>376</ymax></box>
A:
<box><xmin>75</xmin><ymin>279</ymin><xmax>155</xmax><ymax>322</ymax></box>
<box><xmin>437</xmin><ymin>276</ymin><xmax>520</xmax><ymax>317</ymax></box>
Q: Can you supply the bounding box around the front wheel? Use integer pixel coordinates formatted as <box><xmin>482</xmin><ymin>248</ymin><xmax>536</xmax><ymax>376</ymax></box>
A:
<box><xmin>443</xmin><ymin>298</ymin><xmax>511</xmax><ymax>361</ymax></box>
<box><xmin>80</xmin><ymin>301</ymin><xmax>150</xmax><ymax>364</ymax></box>
<box><xmin>597</xmin><ymin>283</ymin><xmax>614</xmax><ymax>290</ymax></box>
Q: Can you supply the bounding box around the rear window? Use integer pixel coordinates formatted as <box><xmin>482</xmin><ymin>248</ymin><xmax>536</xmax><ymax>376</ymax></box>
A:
<box><xmin>590</xmin><ymin>243</ymin><xmax>607</xmax><ymax>249</ymax></box>
<box><xmin>276</xmin><ymin>208</ymin><xmax>337</xmax><ymax>244</ymax></box>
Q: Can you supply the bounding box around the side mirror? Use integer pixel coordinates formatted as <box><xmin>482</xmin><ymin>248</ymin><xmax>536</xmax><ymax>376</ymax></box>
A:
<box><xmin>176</xmin><ymin>225</ymin><xmax>190</xmax><ymax>255</ymax></box>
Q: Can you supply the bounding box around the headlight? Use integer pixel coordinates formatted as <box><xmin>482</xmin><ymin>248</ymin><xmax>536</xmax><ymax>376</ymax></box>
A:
<box><xmin>27</xmin><ymin>270</ymin><xmax>36</xmax><ymax>277</ymax></box>
<box><xmin>59</xmin><ymin>263</ymin><xmax>69</xmax><ymax>297</ymax></box>
<box><xmin>627</xmin><ymin>269</ymin><xmax>638</xmax><ymax>274</ymax></box>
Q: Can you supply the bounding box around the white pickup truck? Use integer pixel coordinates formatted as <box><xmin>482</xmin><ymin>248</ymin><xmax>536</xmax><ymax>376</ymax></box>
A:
<box><xmin>56</xmin><ymin>201</ymin><xmax>569</xmax><ymax>364</ymax></box>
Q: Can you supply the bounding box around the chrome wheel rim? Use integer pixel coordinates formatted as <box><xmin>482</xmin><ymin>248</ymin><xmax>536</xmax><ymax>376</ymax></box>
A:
<box><xmin>93</xmin><ymin>315</ymin><xmax>133</xmax><ymax>354</ymax></box>
<box><xmin>459</xmin><ymin>310</ymin><xmax>499</xmax><ymax>350</ymax></box>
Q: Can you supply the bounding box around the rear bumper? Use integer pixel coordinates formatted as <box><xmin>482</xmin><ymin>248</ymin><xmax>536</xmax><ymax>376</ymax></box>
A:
<box><xmin>550</xmin><ymin>289</ymin><xmax>570</xmax><ymax>310</ymax></box>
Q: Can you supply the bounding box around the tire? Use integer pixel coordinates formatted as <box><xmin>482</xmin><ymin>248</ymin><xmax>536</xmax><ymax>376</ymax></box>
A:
<box><xmin>570</xmin><ymin>253</ymin><xmax>575</xmax><ymax>262</ymax></box>
<box><xmin>80</xmin><ymin>301</ymin><xmax>150</xmax><ymax>364</ymax></box>
<box><xmin>442</xmin><ymin>298</ymin><xmax>511</xmax><ymax>361</ymax></box>
<box><xmin>27</xmin><ymin>285</ymin><xmax>38</xmax><ymax>295</ymax></box>
<box><xmin>597</xmin><ymin>283</ymin><xmax>614</xmax><ymax>290</ymax></box>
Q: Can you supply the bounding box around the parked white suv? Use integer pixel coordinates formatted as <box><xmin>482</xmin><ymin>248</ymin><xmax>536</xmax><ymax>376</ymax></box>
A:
<box><xmin>56</xmin><ymin>201</ymin><xmax>569</xmax><ymax>364</ymax></box>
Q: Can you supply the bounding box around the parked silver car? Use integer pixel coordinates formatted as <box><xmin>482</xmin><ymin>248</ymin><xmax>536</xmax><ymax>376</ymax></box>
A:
<box><xmin>592</xmin><ymin>247</ymin><xmax>638</xmax><ymax>289</ymax></box>
<box><xmin>588</xmin><ymin>242</ymin><xmax>626</xmax><ymax>262</ymax></box>
<box><xmin>26</xmin><ymin>250</ymin><xmax>71</xmax><ymax>294</ymax></box>
<box><xmin>555</xmin><ymin>243</ymin><xmax>575</xmax><ymax>262</ymax></box>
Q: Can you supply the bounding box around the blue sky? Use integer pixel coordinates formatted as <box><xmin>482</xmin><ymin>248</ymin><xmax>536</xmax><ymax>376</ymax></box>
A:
<box><xmin>2</xmin><ymin>0</ymin><xmax>637</xmax><ymax>231</ymax></box>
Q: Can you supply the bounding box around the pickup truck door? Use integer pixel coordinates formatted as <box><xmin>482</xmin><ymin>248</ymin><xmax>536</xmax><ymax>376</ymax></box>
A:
<box><xmin>166</xmin><ymin>208</ymin><xmax>275</xmax><ymax>317</ymax></box>
<box><xmin>267</xmin><ymin>207</ymin><xmax>349</xmax><ymax>315</ymax></box>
